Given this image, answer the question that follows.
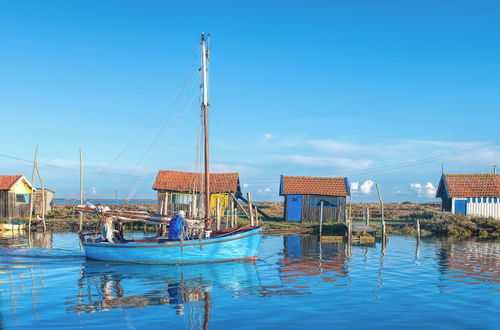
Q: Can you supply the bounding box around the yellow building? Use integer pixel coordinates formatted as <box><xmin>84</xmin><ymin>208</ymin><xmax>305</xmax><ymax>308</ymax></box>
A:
<box><xmin>0</xmin><ymin>175</ymin><xmax>33</xmax><ymax>220</ymax></box>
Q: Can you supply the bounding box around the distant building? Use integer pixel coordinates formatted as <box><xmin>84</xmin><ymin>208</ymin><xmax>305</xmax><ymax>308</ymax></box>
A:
<box><xmin>436</xmin><ymin>174</ymin><xmax>500</xmax><ymax>219</ymax></box>
<box><xmin>33</xmin><ymin>188</ymin><xmax>55</xmax><ymax>215</ymax></box>
<box><xmin>152</xmin><ymin>170</ymin><xmax>242</xmax><ymax>217</ymax></box>
<box><xmin>279</xmin><ymin>175</ymin><xmax>350</xmax><ymax>222</ymax></box>
<box><xmin>0</xmin><ymin>175</ymin><xmax>33</xmax><ymax>220</ymax></box>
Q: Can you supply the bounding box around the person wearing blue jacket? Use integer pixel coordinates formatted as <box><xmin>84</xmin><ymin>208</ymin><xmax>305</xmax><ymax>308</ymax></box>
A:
<box><xmin>168</xmin><ymin>210</ymin><xmax>188</xmax><ymax>240</ymax></box>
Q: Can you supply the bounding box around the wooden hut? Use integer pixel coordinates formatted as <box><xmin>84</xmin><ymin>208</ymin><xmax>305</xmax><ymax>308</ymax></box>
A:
<box><xmin>152</xmin><ymin>170</ymin><xmax>242</xmax><ymax>217</ymax></box>
<box><xmin>33</xmin><ymin>188</ymin><xmax>55</xmax><ymax>215</ymax></box>
<box><xmin>0</xmin><ymin>175</ymin><xmax>33</xmax><ymax>220</ymax></box>
<box><xmin>279</xmin><ymin>175</ymin><xmax>350</xmax><ymax>222</ymax></box>
<box><xmin>436</xmin><ymin>174</ymin><xmax>500</xmax><ymax>219</ymax></box>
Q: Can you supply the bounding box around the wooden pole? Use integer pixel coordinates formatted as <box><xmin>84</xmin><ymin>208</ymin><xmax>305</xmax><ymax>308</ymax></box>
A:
<box><xmin>233</xmin><ymin>207</ymin><xmax>237</xmax><ymax>227</ymax></box>
<box><xmin>254</xmin><ymin>205</ymin><xmax>259</xmax><ymax>226</ymax></box>
<box><xmin>28</xmin><ymin>145</ymin><xmax>38</xmax><ymax>235</ymax></box>
<box><xmin>201</xmin><ymin>33</ymin><xmax>211</xmax><ymax>230</ymax></box>
<box><xmin>35</xmin><ymin>162</ymin><xmax>46</xmax><ymax>232</ymax></box>
<box><xmin>366</xmin><ymin>208</ymin><xmax>370</xmax><ymax>226</ymax></box>
<box><xmin>416</xmin><ymin>219</ymin><xmax>421</xmax><ymax>241</ymax></box>
<box><xmin>247</xmin><ymin>192</ymin><xmax>254</xmax><ymax>226</ymax></box>
<box><xmin>79</xmin><ymin>148</ymin><xmax>83</xmax><ymax>231</ymax></box>
<box><xmin>319</xmin><ymin>200</ymin><xmax>324</xmax><ymax>237</ymax></box>
<box><xmin>230</xmin><ymin>193</ymin><xmax>249</xmax><ymax>217</ymax></box>
<box><xmin>230</xmin><ymin>199</ymin><xmax>234</xmax><ymax>227</ymax></box>
<box><xmin>216</xmin><ymin>197</ymin><xmax>221</xmax><ymax>230</ymax></box>
<box><xmin>164</xmin><ymin>193</ymin><xmax>169</xmax><ymax>215</ymax></box>
<box><xmin>376</xmin><ymin>184</ymin><xmax>386</xmax><ymax>241</ymax></box>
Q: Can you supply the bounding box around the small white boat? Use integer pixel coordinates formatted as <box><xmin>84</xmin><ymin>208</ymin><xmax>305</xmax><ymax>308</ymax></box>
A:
<box><xmin>0</xmin><ymin>222</ymin><xmax>26</xmax><ymax>231</ymax></box>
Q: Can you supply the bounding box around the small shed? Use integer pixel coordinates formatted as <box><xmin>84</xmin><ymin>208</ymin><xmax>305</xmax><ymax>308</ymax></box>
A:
<box><xmin>152</xmin><ymin>170</ymin><xmax>242</xmax><ymax>217</ymax></box>
<box><xmin>279</xmin><ymin>175</ymin><xmax>350</xmax><ymax>222</ymax></box>
<box><xmin>0</xmin><ymin>175</ymin><xmax>33</xmax><ymax>220</ymax></box>
<box><xmin>436</xmin><ymin>174</ymin><xmax>500</xmax><ymax>219</ymax></box>
<box><xmin>33</xmin><ymin>188</ymin><xmax>55</xmax><ymax>215</ymax></box>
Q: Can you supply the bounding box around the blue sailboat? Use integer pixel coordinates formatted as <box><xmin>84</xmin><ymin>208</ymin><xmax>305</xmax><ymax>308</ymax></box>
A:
<box><xmin>79</xmin><ymin>34</ymin><xmax>263</xmax><ymax>264</ymax></box>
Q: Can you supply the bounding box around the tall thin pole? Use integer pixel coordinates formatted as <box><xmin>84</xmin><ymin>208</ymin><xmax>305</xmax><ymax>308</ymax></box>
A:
<box><xmin>201</xmin><ymin>33</ymin><xmax>211</xmax><ymax>230</ymax></box>
<box><xmin>376</xmin><ymin>183</ymin><xmax>386</xmax><ymax>242</ymax></box>
<box><xmin>79</xmin><ymin>148</ymin><xmax>83</xmax><ymax>231</ymax></box>
<box><xmin>28</xmin><ymin>145</ymin><xmax>38</xmax><ymax>236</ymax></box>
<box><xmin>35</xmin><ymin>162</ymin><xmax>46</xmax><ymax>232</ymax></box>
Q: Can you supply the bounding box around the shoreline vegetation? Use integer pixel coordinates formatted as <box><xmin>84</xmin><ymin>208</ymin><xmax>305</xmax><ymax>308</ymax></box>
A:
<box><xmin>1</xmin><ymin>202</ymin><xmax>498</xmax><ymax>239</ymax></box>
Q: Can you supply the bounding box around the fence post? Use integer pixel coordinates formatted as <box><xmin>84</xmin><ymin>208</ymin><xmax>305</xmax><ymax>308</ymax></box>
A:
<box><xmin>376</xmin><ymin>184</ymin><xmax>386</xmax><ymax>241</ymax></box>
<box><xmin>319</xmin><ymin>201</ymin><xmax>324</xmax><ymax>237</ymax></box>
<box><xmin>247</xmin><ymin>192</ymin><xmax>254</xmax><ymax>226</ymax></box>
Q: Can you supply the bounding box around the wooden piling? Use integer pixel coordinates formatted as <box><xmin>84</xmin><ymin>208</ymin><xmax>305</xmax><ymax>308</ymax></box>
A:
<box><xmin>375</xmin><ymin>184</ymin><xmax>386</xmax><ymax>241</ymax></box>
<box><xmin>79</xmin><ymin>148</ymin><xmax>83</xmax><ymax>231</ymax></box>
<box><xmin>247</xmin><ymin>192</ymin><xmax>254</xmax><ymax>226</ymax></box>
<box><xmin>254</xmin><ymin>205</ymin><xmax>259</xmax><ymax>226</ymax></box>
<box><xmin>416</xmin><ymin>219</ymin><xmax>421</xmax><ymax>241</ymax></box>
<box><xmin>216</xmin><ymin>197</ymin><xmax>221</xmax><ymax>230</ymax></box>
<box><xmin>229</xmin><ymin>199</ymin><xmax>234</xmax><ymax>227</ymax></box>
<box><xmin>319</xmin><ymin>200</ymin><xmax>324</xmax><ymax>238</ymax></box>
<box><xmin>35</xmin><ymin>162</ymin><xmax>46</xmax><ymax>232</ymax></box>
<box><xmin>28</xmin><ymin>145</ymin><xmax>38</xmax><ymax>235</ymax></box>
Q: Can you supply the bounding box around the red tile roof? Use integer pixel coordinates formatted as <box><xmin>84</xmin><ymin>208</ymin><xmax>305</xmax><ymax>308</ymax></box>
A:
<box><xmin>0</xmin><ymin>175</ymin><xmax>24</xmax><ymax>191</ymax></box>
<box><xmin>280</xmin><ymin>176</ymin><xmax>349</xmax><ymax>196</ymax></box>
<box><xmin>441</xmin><ymin>174</ymin><xmax>500</xmax><ymax>198</ymax></box>
<box><xmin>153</xmin><ymin>170</ymin><xmax>240</xmax><ymax>193</ymax></box>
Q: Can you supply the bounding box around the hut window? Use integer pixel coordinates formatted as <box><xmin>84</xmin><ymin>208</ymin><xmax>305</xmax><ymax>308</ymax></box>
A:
<box><xmin>310</xmin><ymin>197</ymin><xmax>338</xmax><ymax>208</ymax></box>
<box><xmin>483</xmin><ymin>197</ymin><xmax>487</xmax><ymax>203</ymax></box>
<box><xmin>494</xmin><ymin>198</ymin><xmax>498</xmax><ymax>203</ymax></box>
<box><xmin>171</xmin><ymin>193</ymin><xmax>193</xmax><ymax>204</ymax></box>
<box><xmin>472</xmin><ymin>197</ymin><xmax>476</xmax><ymax>203</ymax></box>
<box><xmin>16</xmin><ymin>194</ymin><xmax>29</xmax><ymax>203</ymax></box>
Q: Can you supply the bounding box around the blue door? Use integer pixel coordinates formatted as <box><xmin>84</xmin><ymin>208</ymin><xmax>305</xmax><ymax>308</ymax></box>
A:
<box><xmin>287</xmin><ymin>195</ymin><xmax>302</xmax><ymax>221</ymax></box>
<box><xmin>455</xmin><ymin>200</ymin><xmax>467</xmax><ymax>215</ymax></box>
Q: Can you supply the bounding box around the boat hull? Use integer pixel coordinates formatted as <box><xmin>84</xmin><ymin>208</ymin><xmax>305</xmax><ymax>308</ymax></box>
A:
<box><xmin>82</xmin><ymin>227</ymin><xmax>263</xmax><ymax>264</ymax></box>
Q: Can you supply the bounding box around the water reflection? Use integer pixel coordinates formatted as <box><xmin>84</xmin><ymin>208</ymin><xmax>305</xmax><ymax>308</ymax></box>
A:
<box><xmin>69</xmin><ymin>261</ymin><xmax>260</xmax><ymax>316</ymax></box>
<box><xmin>280</xmin><ymin>235</ymin><xmax>347</xmax><ymax>283</ymax></box>
<box><xmin>0</xmin><ymin>234</ymin><xmax>499</xmax><ymax>329</ymax></box>
<box><xmin>436</xmin><ymin>240</ymin><xmax>500</xmax><ymax>285</ymax></box>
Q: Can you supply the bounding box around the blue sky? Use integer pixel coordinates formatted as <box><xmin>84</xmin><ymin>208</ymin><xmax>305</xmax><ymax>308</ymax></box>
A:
<box><xmin>0</xmin><ymin>0</ymin><xmax>499</xmax><ymax>202</ymax></box>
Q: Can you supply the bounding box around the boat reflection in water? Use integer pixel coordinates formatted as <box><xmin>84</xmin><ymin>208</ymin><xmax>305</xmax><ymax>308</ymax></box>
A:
<box><xmin>68</xmin><ymin>260</ymin><xmax>260</xmax><ymax>323</ymax></box>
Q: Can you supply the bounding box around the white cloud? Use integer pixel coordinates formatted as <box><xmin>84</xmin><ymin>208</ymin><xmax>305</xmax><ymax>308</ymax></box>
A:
<box><xmin>243</xmin><ymin>183</ymin><xmax>249</xmax><ymax>189</ymax></box>
<box><xmin>410</xmin><ymin>182</ymin><xmax>437</xmax><ymax>198</ymax></box>
<box><xmin>360</xmin><ymin>180</ymin><xmax>374</xmax><ymax>195</ymax></box>
<box><xmin>257</xmin><ymin>187</ymin><xmax>272</xmax><ymax>195</ymax></box>
<box><xmin>350</xmin><ymin>180</ymin><xmax>374</xmax><ymax>195</ymax></box>
<box><xmin>90</xmin><ymin>187</ymin><xmax>98</xmax><ymax>195</ymax></box>
<box><xmin>262</xmin><ymin>133</ymin><xmax>273</xmax><ymax>141</ymax></box>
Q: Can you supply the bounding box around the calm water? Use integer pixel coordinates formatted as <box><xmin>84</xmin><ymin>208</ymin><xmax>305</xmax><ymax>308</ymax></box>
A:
<box><xmin>0</xmin><ymin>232</ymin><xmax>498</xmax><ymax>329</ymax></box>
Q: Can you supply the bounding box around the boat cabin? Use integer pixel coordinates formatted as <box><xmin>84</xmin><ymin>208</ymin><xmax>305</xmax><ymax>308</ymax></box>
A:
<box><xmin>0</xmin><ymin>175</ymin><xmax>33</xmax><ymax>220</ymax></box>
<box><xmin>436</xmin><ymin>174</ymin><xmax>500</xmax><ymax>219</ymax></box>
<box><xmin>279</xmin><ymin>175</ymin><xmax>350</xmax><ymax>222</ymax></box>
<box><xmin>153</xmin><ymin>170</ymin><xmax>242</xmax><ymax>218</ymax></box>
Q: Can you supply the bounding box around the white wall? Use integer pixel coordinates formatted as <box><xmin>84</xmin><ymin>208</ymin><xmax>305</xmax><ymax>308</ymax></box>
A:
<box><xmin>465</xmin><ymin>197</ymin><xmax>500</xmax><ymax>219</ymax></box>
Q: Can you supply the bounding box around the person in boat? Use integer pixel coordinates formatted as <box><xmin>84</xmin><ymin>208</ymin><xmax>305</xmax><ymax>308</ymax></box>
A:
<box><xmin>101</xmin><ymin>216</ymin><xmax>119</xmax><ymax>243</ymax></box>
<box><xmin>168</xmin><ymin>210</ymin><xmax>188</xmax><ymax>240</ymax></box>
<box><xmin>114</xmin><ymin>220</ymin><xmax>125</xmax><ymax>242</ymax></box>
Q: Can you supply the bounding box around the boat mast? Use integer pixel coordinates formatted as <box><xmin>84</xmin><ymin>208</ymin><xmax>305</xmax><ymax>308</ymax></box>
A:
<box><xmin>201</xmin><ymin>33</ymin><xmax>211</xmax><ymax>229</ymax></box>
